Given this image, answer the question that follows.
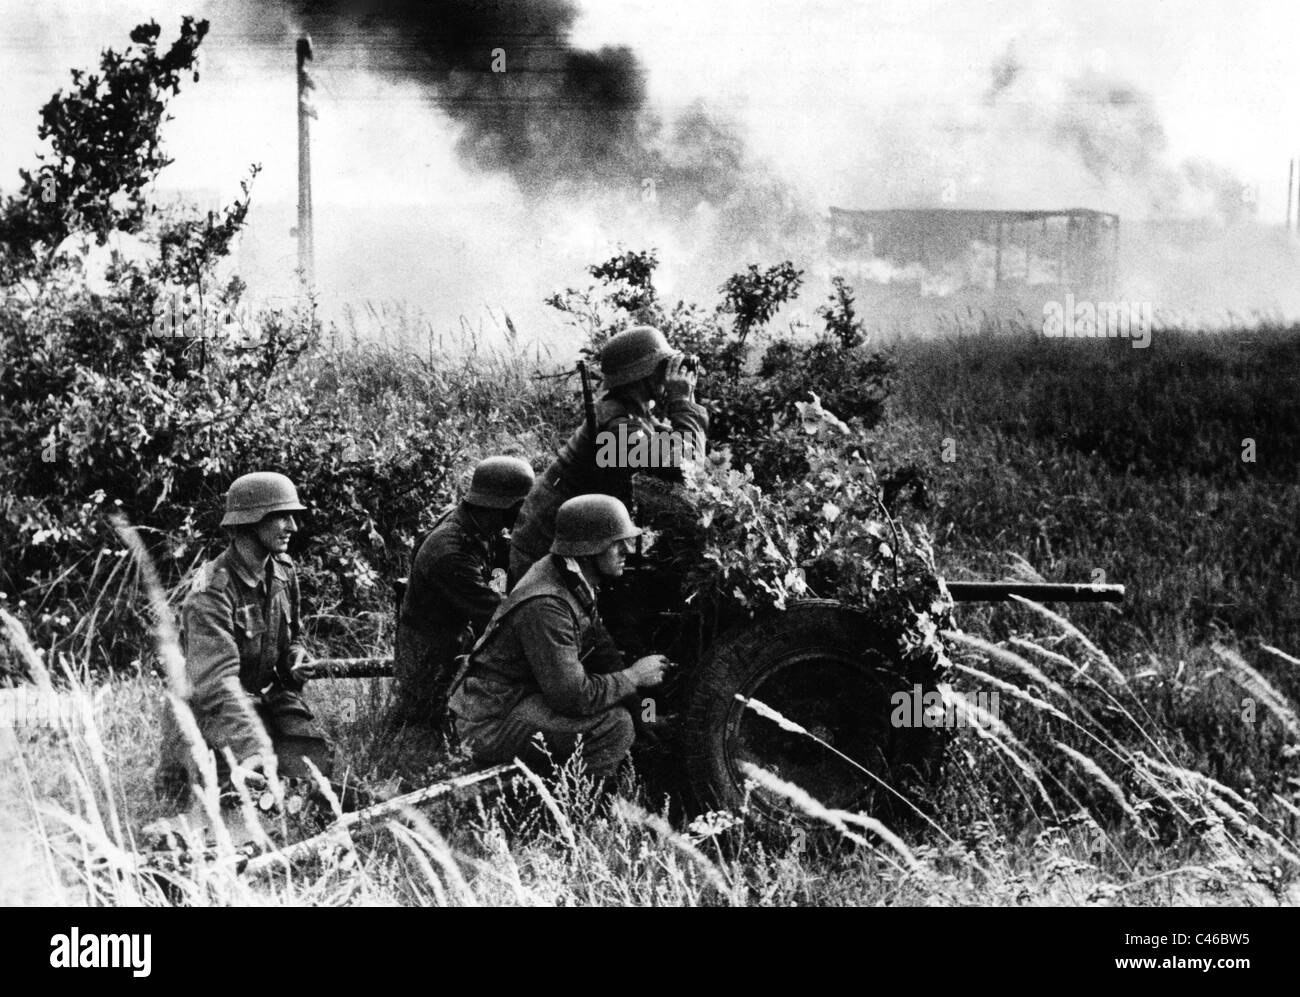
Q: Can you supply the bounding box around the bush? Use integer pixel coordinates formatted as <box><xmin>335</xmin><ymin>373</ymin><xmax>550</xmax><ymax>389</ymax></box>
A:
<box><xmin>678</xmin><ymin>394</ymin><xmax>951</xmax><ymax>667</ymax></box>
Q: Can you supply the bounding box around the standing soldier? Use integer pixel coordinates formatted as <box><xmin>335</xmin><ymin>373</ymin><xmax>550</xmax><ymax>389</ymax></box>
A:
<box><xmin>393</xmin><ymin>455</ymin><xmax>534</xmax><ymax>729</ymax></box>
<box><xmin>508</xmin><ymin>325</ymin><xmax>708</xmax><ymax>585</ymax></box>
<box><xmin>448</xmin><ymin>495</ymin><xmax>670</xmax><ymax>783</ymax></box>
<box><xmin>155</xmin><ymin>472</ymin><xmax>330</xmax><ymax>805</ymax></box>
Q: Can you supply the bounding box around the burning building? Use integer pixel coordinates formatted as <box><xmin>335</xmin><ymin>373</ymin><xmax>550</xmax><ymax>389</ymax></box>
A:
<box><xmin>828</xmin><ymin>207</ymin><xmax>1120</xmax><ymax>319</ymax></box>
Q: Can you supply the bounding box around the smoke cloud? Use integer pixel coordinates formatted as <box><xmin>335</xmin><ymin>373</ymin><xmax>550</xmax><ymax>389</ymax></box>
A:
<box><xmin>277</xmin><ymin>0</ymin><xmax>764</xmax><ymax>214</ymax></box>
<box><xmin>160</xmin><ymin>2</ymin><xmax>1300</xmax><ymax>333</ymax></box>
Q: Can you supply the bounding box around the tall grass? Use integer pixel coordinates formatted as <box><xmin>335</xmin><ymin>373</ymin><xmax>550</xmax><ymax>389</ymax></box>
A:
<box><xmin>4</xmin><ymin>593</ymin><xmax>1296</xmax><ymax>905</ymax></box>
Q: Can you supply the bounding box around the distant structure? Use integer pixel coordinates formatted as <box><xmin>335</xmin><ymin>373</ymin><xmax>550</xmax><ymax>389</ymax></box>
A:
<box><xmin>828</xmin><ymin>207</ymin><xmax>1120</xmax><ymax>301</ymax></box>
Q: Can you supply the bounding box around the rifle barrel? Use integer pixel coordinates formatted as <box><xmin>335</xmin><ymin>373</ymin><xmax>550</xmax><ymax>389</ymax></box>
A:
<box><xmin>578</xmin><ymin>359</ymin><xmax>597</xmax><ymax>438</ymax></box>
<box><xmin>243</xmin><ymin>763</ymin><xmax>521</xmax><ymax>874</ymax></box>
<box><xmin>301</xmin><ymin>657</ymin><xmax>394</xmax><ymax>679</ymax></box>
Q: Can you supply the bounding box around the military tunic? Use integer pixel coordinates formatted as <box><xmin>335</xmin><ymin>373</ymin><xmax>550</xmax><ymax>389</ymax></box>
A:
<box><xmin>156</xmin><ymin>545</ymin><xmax>330</xmax><ymax>801</ymax></box>
<box><xmin>393</xmin><ymin>503</ymin><xmax>501</xmax><ymax>726</ymax></box>
<box><xmin>508</xmin><ymin>390</ymin><xmax>708</xmax><ymax>584</ymax></box>
<box><xmin>448</xmin><ymin>554</ymin><xmax>638</xmax><ymax>780</ymax></box>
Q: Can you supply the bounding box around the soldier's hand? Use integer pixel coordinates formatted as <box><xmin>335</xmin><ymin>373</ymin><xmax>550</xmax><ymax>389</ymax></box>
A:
<box><xmin>233</xmin><ymin>753</ymin><xmax>285</xmax><ymax>812</ymax></box>
<box><xmin>236</xmin><ymin>753</ymin><xmax>276</xmax><ymax>784</ymax></box>
<box><xmin>628</xmin><ymin>654</ymin><xmax>671</xmax><ymax>688</ymax></box>
<box><xmin>289</xmin><ymin>648</ymin><xmax>312</xmax><ymax>684</ymax></box>
<box><xmin>663</xmin><ymin>354</ymin><xmax>697</xmax><ymax>401</ymax></box>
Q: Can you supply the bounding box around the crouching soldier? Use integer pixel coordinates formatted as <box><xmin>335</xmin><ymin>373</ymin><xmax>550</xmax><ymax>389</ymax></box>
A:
<box><xmin>448</xmin><ymin>495</ymin><xmax>669</xmax><ymax>783</ymax></box>
<box><xmin>155</xmin><ymin>472</ymin><xmax>331</xmax><ymax>805</ymax></box>
<box><xmin>393</xmin><ymin>456</ymin><xmax>535</xmax><ymax>729</ymax></box>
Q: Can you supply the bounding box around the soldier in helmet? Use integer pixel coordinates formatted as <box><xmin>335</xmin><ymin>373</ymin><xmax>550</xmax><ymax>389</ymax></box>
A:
<box><xmin>448</xmin><ymin>495</ymin><xmax>670</xmax><ymax>782</ymax></box>
<box><xmin>393</xmin><ymin>455</ymin><xmax>535</xmax><ymax>729</ymax></box>
<box><xmin>156</xmin><ymin>471</ymin><xmax>331</xmax><ymax>805</ymax></box>
<box><xmin>508</xmin><ymin>325</ymin><xmax>708</xmax><ymax>585</ymax></box>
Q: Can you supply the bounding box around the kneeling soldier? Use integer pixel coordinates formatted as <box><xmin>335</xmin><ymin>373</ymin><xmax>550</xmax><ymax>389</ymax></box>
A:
<box><xmin>156</xmin><ymin>471</ymin><xmax>330</xmax><ymax>804</ymax></box>
<box><xmin>393</xmin><ymin>455</ymin><xmax>535</xmax><ymax>728</ymax></box>
<box><xmin>448</xmin><ymin>495</ymin><xmax>669</xmax><ymax>782</ymax></box>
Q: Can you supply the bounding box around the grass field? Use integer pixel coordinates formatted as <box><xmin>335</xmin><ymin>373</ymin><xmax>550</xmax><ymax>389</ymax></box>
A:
<box><xmin>3</xmin><ymin>319</ymin><xmax>1299</xmax><ymax>907</ymax></box>
<box><xmin>885</xmin><ymin>326</ymin><xmax>1300</xmax><ymax>661</ymax></box>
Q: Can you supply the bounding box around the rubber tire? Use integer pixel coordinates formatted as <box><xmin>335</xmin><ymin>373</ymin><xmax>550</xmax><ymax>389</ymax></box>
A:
<box><xmin>682</xmin><ymin>600</ymin><xmax>948</xmax><ymax>823</ymax></box>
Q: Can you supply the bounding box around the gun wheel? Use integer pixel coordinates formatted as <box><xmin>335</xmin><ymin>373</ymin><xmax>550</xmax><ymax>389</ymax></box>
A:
<box><xmin>682</xmin><ymin>600</ymin><xmax>947</xmax><ymax>825</ymax></box>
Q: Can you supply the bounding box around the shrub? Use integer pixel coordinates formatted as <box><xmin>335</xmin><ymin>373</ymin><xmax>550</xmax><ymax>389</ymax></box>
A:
<box><xmin>679</xmin><ymin>393</ymin><xmax>950</xmax><ymax>665</ymax></box>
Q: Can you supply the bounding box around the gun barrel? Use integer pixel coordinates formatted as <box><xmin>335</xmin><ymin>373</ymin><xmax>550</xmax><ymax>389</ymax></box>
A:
<box><xmin>942</xmin><ymin>581</ymin><xmax>1125</xmax><ymax>604</ymax></box>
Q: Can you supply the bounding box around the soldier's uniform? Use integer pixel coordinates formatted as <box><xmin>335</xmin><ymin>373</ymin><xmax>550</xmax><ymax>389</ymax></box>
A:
<box><xmin>156</xmin><ymin>544</ymin><xmax>330</xmax><ymax>801</ymax></box>
<box><xmin>509</xmin><ymin>390</ymin><xmax>708</xmax><ymax>584</ymax></box>
<box><xmin>448</xmin><ymin>553</ymin><xmax>637</xmax><ymax>781</ymax></box>
<box><xmin>393</xmin><ymin>503</ymin><xmax>502</xmax><ymax>727</ymax></box>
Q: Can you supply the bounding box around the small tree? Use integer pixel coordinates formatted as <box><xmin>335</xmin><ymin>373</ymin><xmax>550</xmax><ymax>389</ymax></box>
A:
<box><xmin>718</xmin><ymin>261</ymin><xmax>804</xmax><ymax>342</ymax></box>
<box><xmin>1</xmin><ymin>18</ymin><xmax>210</xmax><ymax>272</ymax></box>
<box><xmin>587</xmin><ymin>248</ymin><xmax>659</xmax><ymax>314</ymax></box>
<box><xmin>818</xmin><ymin>275</ymin><xmax>867</xmax><ymax>350</ymax></box>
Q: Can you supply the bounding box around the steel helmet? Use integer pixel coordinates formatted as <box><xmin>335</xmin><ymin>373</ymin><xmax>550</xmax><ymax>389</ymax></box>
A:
<box><xmin>221</xmin><ymin>472</ymin><xmax>308</xmax><ymax>527</ymax></box>
<box><xmin>550</xmin><ymin>495</ymin><xmax>641</xmax><ymax>556</ymax></box>
<box><xmin>465</xmin><ymin>455</ymin><xmax>535</xmax><ymax>508</ymax></box>
<box><xmin>599</xmin><ymin>325</ymin><xmax>675</xmax><ymax>388</ymax></box>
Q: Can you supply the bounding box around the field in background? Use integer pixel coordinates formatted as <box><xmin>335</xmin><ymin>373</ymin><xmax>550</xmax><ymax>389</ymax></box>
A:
<box><xmin>884</xmin><ymin>324</ymin><xmax>1300</xmax><ymax>658</ymax></box>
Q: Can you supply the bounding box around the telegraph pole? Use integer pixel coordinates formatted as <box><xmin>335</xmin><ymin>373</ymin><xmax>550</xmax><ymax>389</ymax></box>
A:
<box><xmin>296</xmin><ymin>36</ymin><xmax>316</xmax><ymax>284</ymax></box>
<box><xmin>1287</xmin><ymin>159</ymin><xmax>1294</xmax><ymax>233</ymax></box>
<box><xmin>1294</xmin><ymin>157</ymin><xmax>1300</xmax><ymax>235</ymax></box>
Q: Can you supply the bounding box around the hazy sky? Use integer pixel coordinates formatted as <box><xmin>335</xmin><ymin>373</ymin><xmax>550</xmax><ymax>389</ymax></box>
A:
<box><xmin>2</xmin><ymin>1</ymin><xmax>1297</xmax><ymax>328</ymax></box>
<box><xmin>3</xmin><ymin>1</ymin><xmax>1296</xmax><ymax>206</ymax></box>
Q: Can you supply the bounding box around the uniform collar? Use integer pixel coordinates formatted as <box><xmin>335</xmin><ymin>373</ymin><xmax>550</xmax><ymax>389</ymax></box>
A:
<box><xmin>598</xmin><ymin>390</ymin><xmax>653</xmax><ymax>422</ymax></box>
<box><xmin>561</xmin><ymin>556</ymin><xmax>598</xmax><ymax>605</ymax></box>
<box><xmin>456</xmin><ymin>503</ymin><xmax>504</xmax><ymax>554</ymax></box>
<box><xmin>455</xmin><ymin>501</ymin><xmax>491</xmax><ymax>537</ymax></box>
<box><xmin>226</xmin><ymin>542</ymin><xmax>286</xmax><ymax>589</ymax></box>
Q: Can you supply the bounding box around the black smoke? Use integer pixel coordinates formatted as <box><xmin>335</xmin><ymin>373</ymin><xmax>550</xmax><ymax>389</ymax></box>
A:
<box><xmin>280</xmin><ymin>0</ymin><xmax>748</xmax><ymax>205</ymax></box>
